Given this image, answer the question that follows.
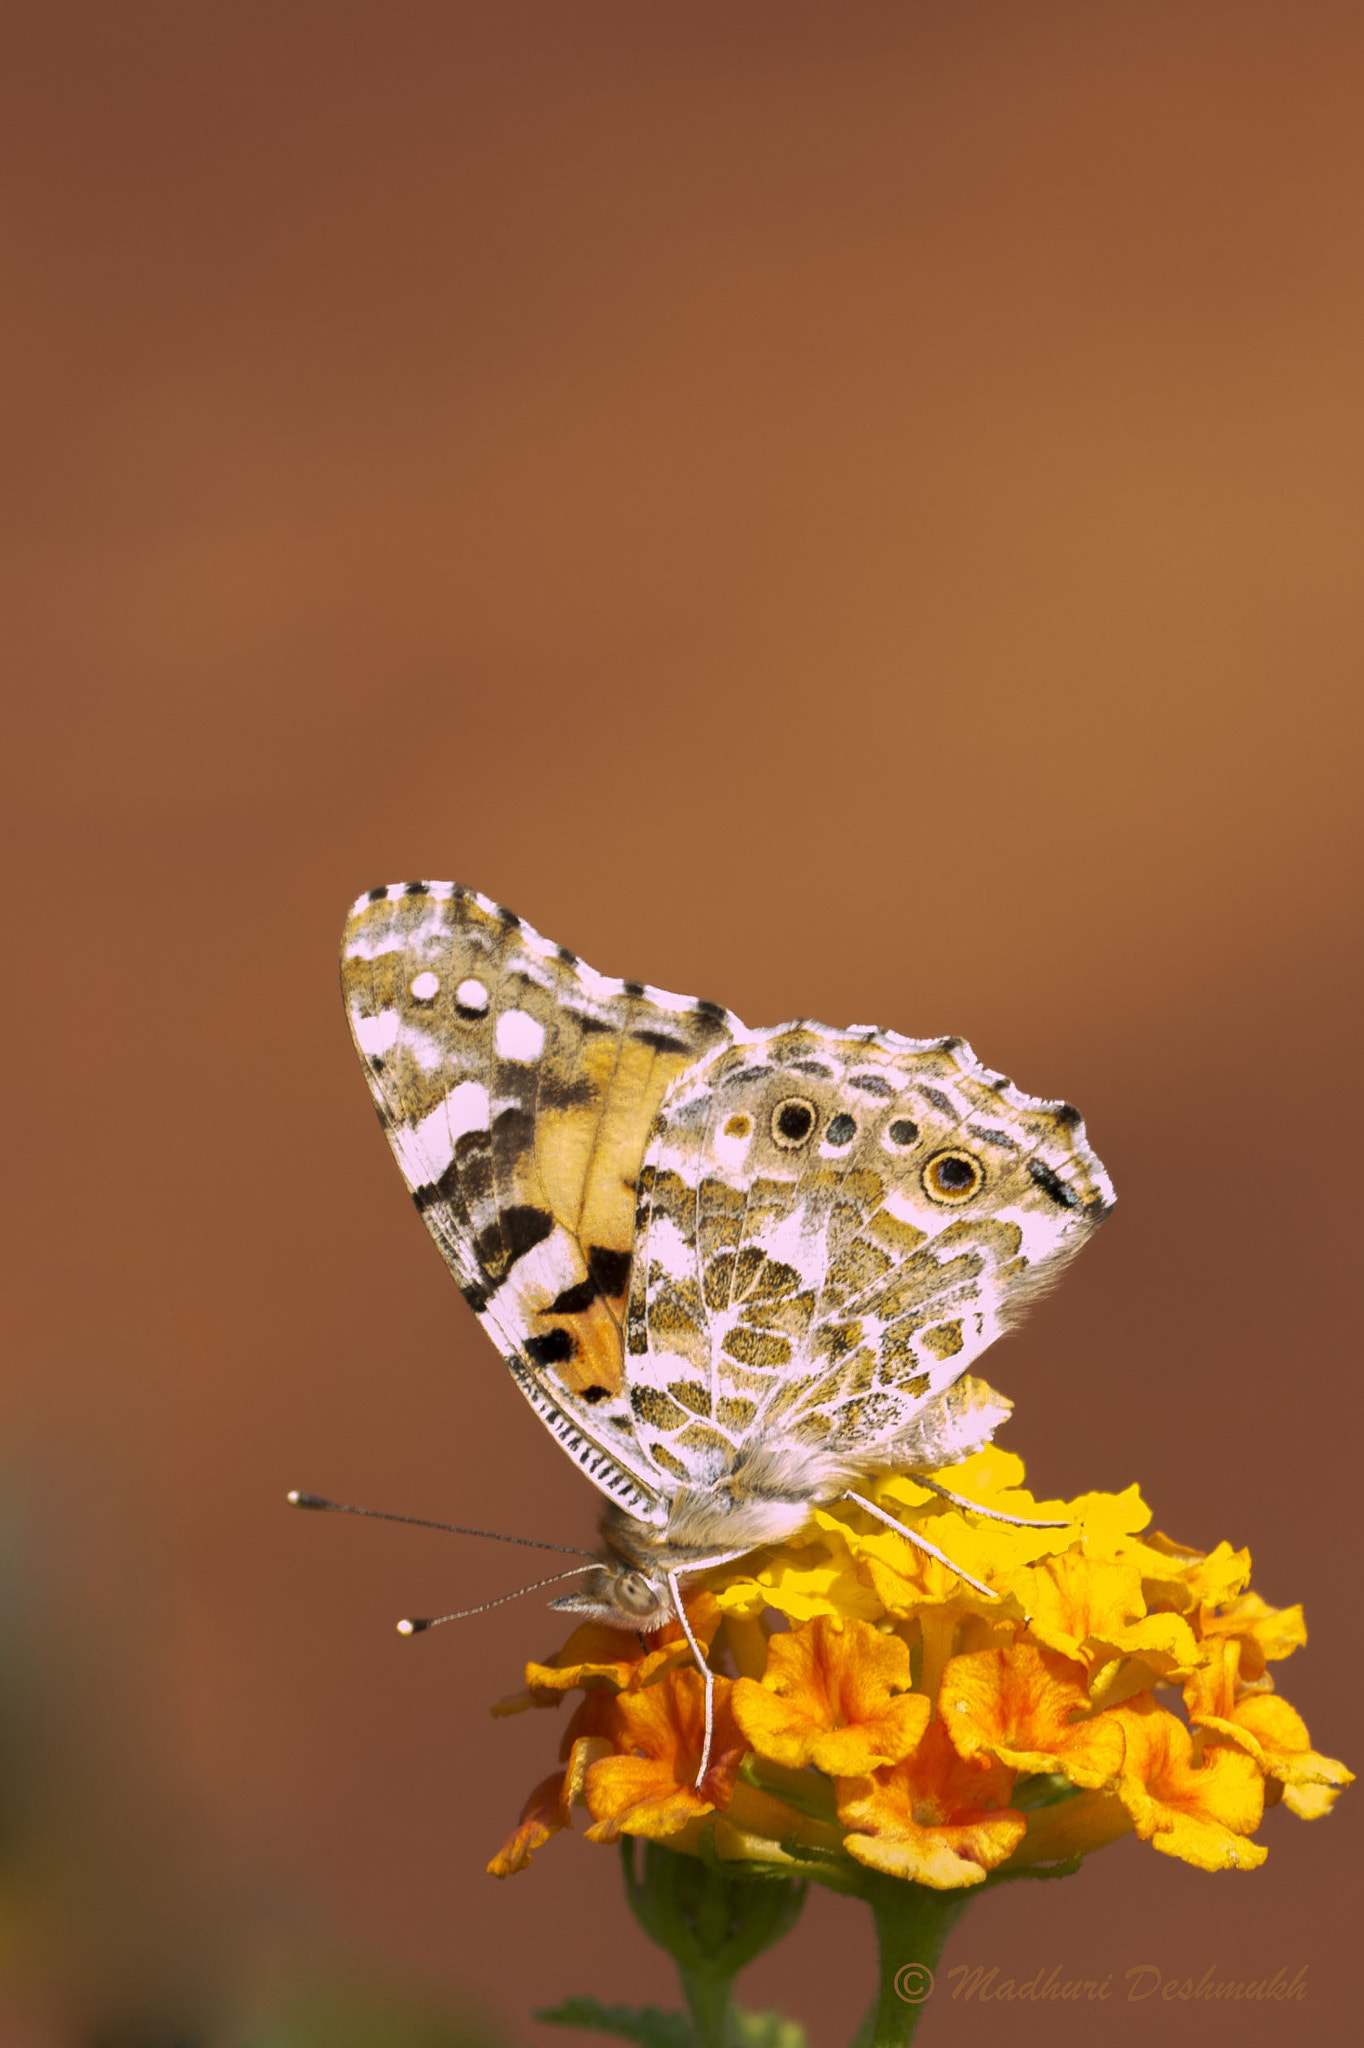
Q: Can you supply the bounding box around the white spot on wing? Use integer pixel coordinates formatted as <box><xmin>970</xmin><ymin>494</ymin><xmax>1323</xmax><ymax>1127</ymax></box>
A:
<box><xmin>491</xmin><ymin>1227</ymin><xmax>583</xmax><ymax>1311</ymax></box>
<box><xmin>496</xmin><ymin>1009</ymin><xmax>546</xmax><ymax>1061</ymax></box>
<box><xmin>443</xmin><ymin>1081</ymin><xmax>492</xmax><ymax>1140</ymax></box>
<box><xmin>404</xmin><ymin>1027</ymin><xmax>447</xmax><ymax>1073</ymax></box>
<box><xmin>455</xmin><ymin>978</ymin><xmax>489</xmax><ymax>1013</ymax></box>
<box><xmin>353</xmin><ymin>1010</ymin><xmax>400</xmax><ymax>1057</ymax></box>
<box><xmin>410</xmin><ymin>971</ymin><xmax>440</xmax><ymax>1001</ymax></box>
<box><xmin>394</xmin><ymin>1101</ymin><xmax>457</xmax><ymax>1185</ymax></box>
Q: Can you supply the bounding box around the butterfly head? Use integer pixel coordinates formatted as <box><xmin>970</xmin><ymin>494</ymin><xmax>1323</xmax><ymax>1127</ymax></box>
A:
<box><xmin>547</xmin><ymin>1560</ymin><xmax>673</xmax><ymax>1630</ymax></box>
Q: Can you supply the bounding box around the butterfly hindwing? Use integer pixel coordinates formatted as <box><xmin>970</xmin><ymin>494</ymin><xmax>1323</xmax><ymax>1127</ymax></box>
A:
<box><xmin>340</xmin><ymin>883</ymin><xmax>741</xmax><ymax>1516</ymax></box>
<box><xmin>624</xmin><ymin>1023</ymin><xmax>1113</xmax><ymax>1485</ymax></box>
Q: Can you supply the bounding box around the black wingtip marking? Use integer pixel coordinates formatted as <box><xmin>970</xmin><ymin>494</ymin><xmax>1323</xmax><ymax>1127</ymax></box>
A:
<box><xmin>622</xmin><ymin>979</ymin><xmax>645</xmax><ymax>998</ymax></box>
<box><xmin>459</xmin><ymin>1278</ymin><xmax>490</xmax><ymax>1315</ymax></box>
<box><xmin>404</xmin><ymin>879</ymin><xmax>428</xmax><ymax>896</ymax></box>
<box><xmin>525</xmin><ymin>1328</ymin><xmax>576</xmax><ymax>1366</ymax></box>
<box><xmin>1052</xmin><ymin>1102</ymin><xmax>1082</xmax><ymax>1129</ymax></box>
<box><xmin>499</xmin><ymin>1204</ymin><xmax>556</xmax><ymax>1265</ymax></box>
<box><xmin>496</xmin><ymin>902</ymin><xmax>521</xmax><ymax>926</ymax></box>
<box><xmin>558</xmin><ymin>946</ymin><xmax>579</xmax><ymax>965</ymax></box>
<box><xmin>588</xmin><ymin>1245</ymin><xmax>632</xmax><ymax>1297</ymax></box>
<box><xmin>1028</xmin><ymin>1159</ymin><xmax>1080</xmax><ymax>1210</ymax></box>
<box><xmin>548</xmin><ymin>1276</ymin><xmax>599</xmax><ymax>1315</ymax></box>
<box><xmin>366</xmin><ymin>885</ymin><xmax>387</xmax><ymax>902</ymax></box>
<box><xmin>695</xmin><ymin>998</ymin><xmax>727</xmax><ymax>1019</ymax></box>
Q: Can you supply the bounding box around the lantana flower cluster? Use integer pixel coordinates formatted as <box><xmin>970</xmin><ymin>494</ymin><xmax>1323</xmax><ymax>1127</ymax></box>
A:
<box><xmin>490</xmin><ymin>1448</ymin><xmax>1350</xmax><ymax>1890</ymax></box>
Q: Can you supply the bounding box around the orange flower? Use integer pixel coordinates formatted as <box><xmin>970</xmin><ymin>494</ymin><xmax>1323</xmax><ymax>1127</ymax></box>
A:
<box><xmin>583</xmin><ymin>1669</ymin><xmax>745</xmax><ymax>1846</ymax></box>
<box><xmin>487</xmin><ymin>1730</ymin><xmax>611</xmax><ymax>1876</ymax></box>
<box><xmin>732</xmin><ymin>1615</ymin><xmax>931</xmax><ymax>1775</ymax></box>
<box><xmin>836</xmin><ymin>1720</ymin><xmax>1027</xmax><ymax>1889</ymax></box>
<box><xmin>1109</xmin><ymin>1694</ymin><xmax>1267</xmax><ymax>1871</ymax></box>
<box><xmin>940</xmin><ymin>1643</ymin><xmax>1126</xmax><ymax>1790</ymax></box>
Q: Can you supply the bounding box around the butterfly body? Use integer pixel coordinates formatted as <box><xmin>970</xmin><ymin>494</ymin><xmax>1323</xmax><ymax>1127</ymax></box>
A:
<box><xmin>342</xmin><ymin>882</ymin><xmax>1113</xmax><ymax>1631</ymax></box>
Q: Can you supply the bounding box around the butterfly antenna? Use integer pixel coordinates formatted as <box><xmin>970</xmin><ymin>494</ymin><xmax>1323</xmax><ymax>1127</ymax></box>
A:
<box><xmin>286</xmin><ymin>1491</ymin><xmax>596</xmax><ymax>1559</ymax></box>
<box><xmin>398</xmin><ymin>1564</ymin><xmax>599</xmax><ymax>1634</ymax></box>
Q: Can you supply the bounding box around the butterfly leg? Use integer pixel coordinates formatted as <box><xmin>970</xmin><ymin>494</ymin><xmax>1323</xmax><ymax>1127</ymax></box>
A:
<box><xmin>907</xmin><ymin>1473</ymin><xmax>1073</xmax><ymax>1530</ymax></box>
<box><xmin>666</xmin><ymin>1568</ymin><xmax>717</xmax><ymax>1787</ymax></box>
<box><xmin>665</xmin><ymin>1554</ymin><xmax>751</xmax><ymax>1786</ymax></box>
<box><xmin>843</xmin><ymin>1491</ymin><xmax>999</xmax><ymax>1600</ymax></box>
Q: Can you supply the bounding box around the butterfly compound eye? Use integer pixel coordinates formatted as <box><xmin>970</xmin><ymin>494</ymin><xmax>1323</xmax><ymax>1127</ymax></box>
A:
<box><xmin>922</xmin><ymin>1150</ymin><xmax>984</xmax><ymax>1203</ymax></box>
<box><xmin>771</xmin><ymin>1097</ymin><xmax>817</xmax><ymax>1148</ymax></box>
<box><xmin>615</xmin><ymin>1571</ymin><xmax>663</xmax><ymax>1618</ymax></box>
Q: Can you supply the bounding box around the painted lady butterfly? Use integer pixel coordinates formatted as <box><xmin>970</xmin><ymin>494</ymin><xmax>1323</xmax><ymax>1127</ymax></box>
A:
<box><xmin>341</xmin><ymin>881</ymin><xmax>1114</xmax><ymax>1700</ymax></box>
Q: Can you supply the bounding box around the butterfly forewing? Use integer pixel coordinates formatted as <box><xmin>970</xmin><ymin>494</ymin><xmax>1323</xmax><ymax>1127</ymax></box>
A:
<box><xmin>340</xmin><ymin>883</ymin><xmax>741</xmax><ymax>1516</ymax></box>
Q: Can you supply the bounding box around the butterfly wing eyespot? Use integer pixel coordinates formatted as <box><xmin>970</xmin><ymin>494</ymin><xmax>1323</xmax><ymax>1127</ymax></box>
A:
<box><xmin>885</xmin><ymin>1117</ymin><xmax>920</xmax><ymax>1150</ymax></box>
<box><xmin>922</xmin><ymin>1148</ymin><xmax>985</xmax><ymax>1203</ymax></box>
<box><xmin>771</xmin><ymin>1096</ymin><xmax>818</xmax><ymax>1148</ymax></box>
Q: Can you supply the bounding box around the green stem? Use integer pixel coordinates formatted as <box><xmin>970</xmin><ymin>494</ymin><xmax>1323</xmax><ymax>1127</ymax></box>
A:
<box><xmin>620</xmin><ymin>1838</ymin><xmax>807</xmax><ymax>2047</ymax></box>
<box><xmin>849</xmin><ymin>1877</ymin><xmax>970</xmax><ymax>2048</ymax></box>
<box><xmin>677</xmin><ymin>1960</ymin><xmax>735</xmax><ymax>2048</ymax></box>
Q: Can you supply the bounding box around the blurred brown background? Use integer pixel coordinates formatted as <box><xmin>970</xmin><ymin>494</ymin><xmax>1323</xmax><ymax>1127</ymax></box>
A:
<box><xmin>2</xmin><ymin>3</ymin><xmax>1361</xmax><ymax>2043</ymax></box>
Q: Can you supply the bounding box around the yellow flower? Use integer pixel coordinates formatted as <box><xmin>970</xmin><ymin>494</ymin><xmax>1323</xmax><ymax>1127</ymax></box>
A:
<box><xmin>1183</xmin><ymin>1640</ymin><xmax>1353</xmax><ymax>1817</ymax></box>
<box><xmin>487</xmin><ymin>1450</ymin><xmax>1349</xmax><ymax>1890</ymax></box>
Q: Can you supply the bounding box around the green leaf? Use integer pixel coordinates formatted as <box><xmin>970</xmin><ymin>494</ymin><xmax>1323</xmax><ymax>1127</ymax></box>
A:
<box><xmin>534</xmin><ymin>1995</ymin><xmax>696</xmax><ymax>2048</ymax></box>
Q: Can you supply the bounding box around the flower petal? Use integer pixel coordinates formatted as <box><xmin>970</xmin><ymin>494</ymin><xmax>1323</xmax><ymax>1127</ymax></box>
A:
<box><xmin>941</xmin><ymin>1643</ymin><xmax>1125</xmax><ymax>1789</ymax></box>
<box><xmin>487</xmin><ymin>1734</ymin><xmax>612</xmax><ymax>1877</ymax></box>
<box><xmin>1110</xmin><ymin>1696</ymin><xmax>1266</xmax><ymax>1870</ymax></box>
<box><xmin>733</xmin><ymin>1615</ymin><xmax>931</xmax><ymax>1775</ymax></box>
<box><xmin>583</xmin><ymin>1670</ymin><xmax>744</xmax><ymax>1844</ymax></box>
<box><xmin>837</xmin><ymin>1720</ymin><xmax>1026</xmax><ymax>1889</ymax></box>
